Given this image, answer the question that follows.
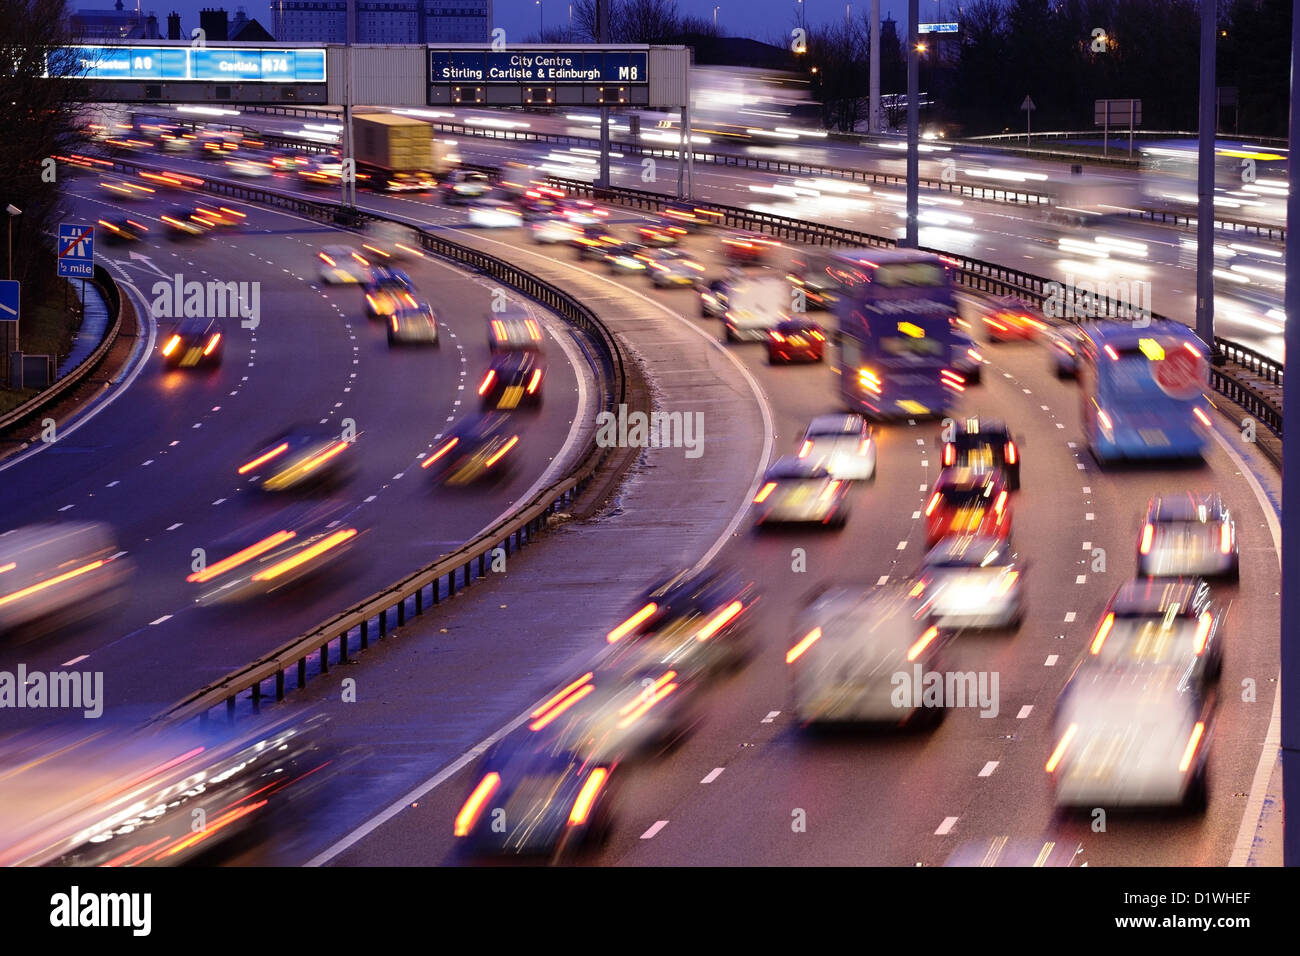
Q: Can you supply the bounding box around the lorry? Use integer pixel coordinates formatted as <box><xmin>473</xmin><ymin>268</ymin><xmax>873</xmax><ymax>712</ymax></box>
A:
<box><xmin>352</xmin><ymin>113</ymin><xmax>452</xmax><ymax>192</ymax></box>
<box><xmin>1043</xmin><ymin>172</ymin><xmax>1142</xmax><ymax>227</ymax></box>
<box><xmin>721</xmin><ymin>275</ymin><xmax>791</xmax><ymax>343</ymax></box>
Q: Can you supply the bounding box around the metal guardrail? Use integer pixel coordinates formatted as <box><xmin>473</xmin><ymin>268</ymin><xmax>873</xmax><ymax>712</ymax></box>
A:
<box><xmin>102</xmin><ymin>158</ymin><xmax>630</xmax><ymax>727</ymax></box>
<box><xmin>0</xmin><ymin>263</ymin><xmax>124</xmax><ymax>435</ymax></box>
<box><xmin>547</xmin><ymin>174</ymin><xmax>1284</xmax><ymax>440</ymax></box>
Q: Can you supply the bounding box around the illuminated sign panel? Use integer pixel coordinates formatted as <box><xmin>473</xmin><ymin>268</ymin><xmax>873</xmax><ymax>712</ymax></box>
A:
<box><xmin>50</xmin><ymin>46</ymin><xmax>326</xmax><ymax>82</ymax></box>
<box><xmin>427</xmin><ymin>50</ymin><xmax>648</xmax><ymax>85</ymax></box>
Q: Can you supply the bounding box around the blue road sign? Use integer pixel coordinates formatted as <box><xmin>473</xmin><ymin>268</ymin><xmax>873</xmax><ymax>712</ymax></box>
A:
<box><xmin>0</xmin><ymin>280</ymin><xmax>18</xmax><ymax>323</ymax></box>
<box><xmin>57</xmin><ymin>223</ymin><xmax>95</xmax><ymax>279</ymax></box>
<box><xmin>919</xmin><ymin>22</ymin><xmax>960</xmax><ymax>33</ymax></box>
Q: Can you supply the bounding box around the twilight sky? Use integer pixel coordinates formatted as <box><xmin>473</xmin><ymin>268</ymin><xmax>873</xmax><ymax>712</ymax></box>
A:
<box><xmin>116</xmin><ymin>0</ymin><xmax>946</xmax><ymax>46</ymax></box>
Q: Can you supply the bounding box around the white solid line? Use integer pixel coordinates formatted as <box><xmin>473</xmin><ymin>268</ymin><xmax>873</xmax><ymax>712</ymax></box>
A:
<box><xmin>1064</xmin><ymin>612</ymin><xmax>1076</xmax><ymax>622</ymax></box>
<box><xmin>149</xmin><ymin>615</ymin><xmax>172</xmax><ymax>625</ymax></box>
<box><xmin>61</xmin><ymin>655</ymin><xmax>89</xmax><ymax>667</ymax></box>
<box><xmin>701</xmin><ymin>768</ymin><xmax>724</xmax><ymax>784</ymax></box>
<box><xmin>935</xmin><ymin>816</ymin><xmax>958</xmax><ymax>835</ymax></box>
<box><xmin>978</xmin><ymin>761</ymin><xmax>998</xmax><ymax>778</ymax></box>
<box><xmin>1045</xmin><ymin>655</ymin><xmax>1058</xmax><ymax>666</ymax></box>
<box><xmin>640</xmin><ymin>820</ymin><xmax>669</xmax><ymax>840</ymax></box>
<box><xmin>1017</xmin><ymin>705</ymin><xmax>1033</xmax><ymax>719</ymax></box>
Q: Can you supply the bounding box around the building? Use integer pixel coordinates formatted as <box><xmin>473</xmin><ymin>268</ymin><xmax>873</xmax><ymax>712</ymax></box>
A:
<box><xmin>270</xmin><ymin>0</ymin><xmax>491</xmax><ymax>44</ymax></box>
<box><xmin>70</xmin><ymin>0</ymin><xmax>147</xmax><ymax>39</ymax></box>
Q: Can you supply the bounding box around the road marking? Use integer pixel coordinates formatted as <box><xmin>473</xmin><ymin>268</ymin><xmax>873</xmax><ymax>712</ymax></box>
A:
<box><xmin>916</xmin><ymin>438</ymin><xmax>925</xmax><ymax>445</ymax></box>
<box><xmin>978</xmin><ymin>761</ymin><xmax>998</xmax><ymax>777</ymax></box>
<box><xmin>392</xmin><ymin>473</ymin><xmax>404</xmax><ymax>480</ymax></box>
<box><xmin>911</xmin><ymin>510</ymin><xmax>921</xmax><ymax>519</ymax></box>
<box><xmin>1076</xmin><ymin>575</ymin><xmax>1086</xmax><ymax>584</ymax></box>
<box><xmin>61</xmin><ymin>655</ymin><xmax>89</xmax><ymax>667</ymax></box>
<box><xmin>1076</xmin><ymin>463</ymin><xmax>1085</xmax><ymax>469</ymax></box>
<box><xmin>142</xmin><ymin>459</ymin><xmax>154</xmax><ymax>466</ymax></box>
<box><xmin>169</xmin><ymin>440</ymin><xmax>180</xmax><ymax>446</ymax></box>
<box><xmin>1064</xmin><ymin>612</ymin><xmax>1076</xmax><ymax>622</ymax></box>
<box><xmin>166</xmin><ymin>523</ymin><xmax>182</xmax><ymax>531</ymax></box>
<box><xmin>1017</xmin><ymin>705</ymin><xmax>1033</xmax><ymax>719</ymax></box>
<box><xmin>57</xmin><ymin>504</ymin><xmax>74</xmax><ymax>512</ymax></box>
<box><xmin>919</xmin><ymin>483</ymin><xmax>927</xmax><ymax>492</ymax></box>
<box><xmin>761</xmin><ymin>710</ymin><xmax>780</xmax><ymax>723</ymax></box>
<box><xmin>1082</xmin><ymin>541</ymin><xmax>1091</xmax><ymax>549</ymax></box>
<box><xmin>106</xmin><ymin>480</ymin><xmax>119</xmax><ymax>487</ymax></box>
<box><xmin>150</xmin><ymin>614</ymin><xmax>172</xmax><ymax>625</ymax></box>
<box><xmin>641</xmin><ymin>820</ymin><xmax>669</xmax><ymax>840</ymax></box>
<box><xmin>896</xmin><ymin>541</ymin><xmax>907</xmax><ymax>550</ymax></box>
<box><xmin>212</xmin><ymin>498</ymin><xmax>226</xmax><ymax>506</ymax></box>
<box><xmin>1045</xmin><ymin>655</ymin><xmax>1058</xmax><ymax>666</ymax></box>
<box><xmin>1082</xmin><ymin>486</ymin><xmax>1091</xmax><ymax>493</ymax></box>
<box><xmin>701</xmin><ymin>768</ymin><xmax>724</xmax><ymax>784</ymax></box>
<box><xmin>364</xmin><ymin>495</ymin><xmax>377</xmax><ymax>503</ymax></box>
<box><xmin>1085</xmin><ymin>513</ymin><xmax>1094</xmax><ymax>520</ymax></box>
<box><xmin>1040</xmin><ymin>405</ymin><xmax>1049</xmax><ymax>411</ymax></box>
<box><xmin>935</xmin><ymin>816</ymin><xmax>958</xmax><ymax>835</ymax></box>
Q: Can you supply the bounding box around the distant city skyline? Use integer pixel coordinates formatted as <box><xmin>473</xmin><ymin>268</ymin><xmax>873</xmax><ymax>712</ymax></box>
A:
<box><xmin>84</xmin><ymin>0</ymin><xmax>941</xmax><ymax>45</ymax></box>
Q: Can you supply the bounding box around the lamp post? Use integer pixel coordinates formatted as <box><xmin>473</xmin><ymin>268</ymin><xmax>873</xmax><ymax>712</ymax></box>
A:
<box><xmin>5</xmin><ymin>204</ymin><xmax>19</xmax><ymax>281</ymax></box>
<box><xmin>536</xmin><ymin>0</ymin><xmax>542</xmax><ymax>33</ymax></box>
<box><xmin>714</xmin><ymin>5</ymin><xmax>719</xmax><ymax>27</ymax></box>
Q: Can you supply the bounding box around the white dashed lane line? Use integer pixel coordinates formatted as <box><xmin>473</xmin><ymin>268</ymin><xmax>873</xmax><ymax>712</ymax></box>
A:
<box><xmin>935</xmin><ymin>817</ymin><xmax>959</xmax><ymax>836</ymax></box>
<box><xmin>700</xmin><ymin>768</ymin><xmax>724</xmax><ymax>784</ymax></box>
<box><xmin>149</xmin><ymin>615</ymin><xmax>172</xmax><ymax>625</ymax></box>
<box><xmin>1017</xmin><ymin>705</ymin><xmax>1033</xmax><ymax>719</ymax></box>
<box><xmin>1045</xmin><ymin>655</ymin><xmax>1059</xmax><ymax>666</ymax></box>
<box><xmin>761</xmin><ymin>711</ymin><xmax>780</xmax><ymax>723</ymax></box>
<box><xmin>978</xmin><ymin>761</ymin><xmax>998</xmax><ymax>777</ymax></box>
<box><xmin>640</xmin><ymin>821</ymin><xmax>669</xmax><ymax>840</ymax></box>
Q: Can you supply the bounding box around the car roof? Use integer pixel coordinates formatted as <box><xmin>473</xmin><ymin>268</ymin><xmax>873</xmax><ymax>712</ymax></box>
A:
<box><xmin>767</xmin><ymin>455</ymin><xmax>831</xmax><ymax>479</ymax></box>
<box><xmin>1147</xmin><ymin>493</ymin><xmax>1226</xmax><ymax>522</ymax></box>
<box><xmin>936</xmin><ymin>466</ymin><xmax>1001</xmax><ymax>492</ymax></box>
<box><xmin>954</xmin><ymin>416</ymin><xmax>1010</xmax><ymax>437</ymax></box>
<box><xmin>488</xmin><ymin>350</ymin><xmax>540</xmax><ymax>372</ymax></box>
<box><xmin>1110</xmin><ymin>577</ymin><xmax>1209</xmax><ymax>617</ymax></box>
<box><xmin>922</xmin><ymin>534</ymin><xmax>1012</xmax><ymax>566</ymax></box>
<box><xmin>776</xmin><ymin>317</ymin><xmax>822</xmax><ymax>331</ymax></box>
<box><xmin>176</xmin><ymin>316</ymin><xmax>221</xmax><ymax>334</ymax></box>
<box><xmin>796</xmin><ymin>584</ymin><xmax>931</xmax><ymax>656</ymax></box>
<box><xmin>805</xmin><ymin>413</ymin><xmax>864</xmax><ymax>436</ymax></box>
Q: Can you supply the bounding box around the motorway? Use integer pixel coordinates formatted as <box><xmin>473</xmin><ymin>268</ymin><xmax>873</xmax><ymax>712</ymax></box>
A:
<box><xmin>80</xmin><ymin>141</ymin><xmax>1277</xmax><ymax>867</ymax></box>
<box><xmin>224</xmin><ymin>107</ymin><xmax>1289</xmax><ymax>359</ymax></box>
<box><xmin>0</xmin><ymin>165</ymin><xmax>591</xmax><ymax>718</ymax></box>
<box><xmin>6</xmin><ymin>134</ymin><xmax>1280</xmax><ymax>868</ymax></box>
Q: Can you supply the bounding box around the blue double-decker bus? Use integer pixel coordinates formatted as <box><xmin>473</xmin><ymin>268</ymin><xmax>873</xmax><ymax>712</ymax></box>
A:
<box><xmin>1075</xmin><ymin>320</ymin><xmax>1213</xmax><ymax>463</ymax></box>
<box><xmin>829</xmin><ymin>249</ymin><xmax>961</xmax><ymax>419</ymax></box>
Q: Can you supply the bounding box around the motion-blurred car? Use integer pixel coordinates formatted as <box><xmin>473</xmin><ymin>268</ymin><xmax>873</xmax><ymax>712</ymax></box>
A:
<box><xmin>160</xmin><ymin>316</ymin><xmax>223</xmax><ymax>368</ymax></box>
<box><xmin>467</xmin><ymin>197</ymin><xmax>524</xmax><ymax>228</ymax></box>
<box><xmin>1076</xmin><ymin>577</ymin><xmax>1222</xmax><ymax>694</ymax></box>
<box><xmin>318</xmin><ymin>245</ymin><xmax>371</xmax><ymax>285</ymax></box>
<box><xmin>487</xmin><ymin>308</ymin><xmax>544</xmax><ymax>351</ymax></box>
<box><xmin>239</xmin><ymin>425</ymin><xmax>355</xmax><ymax>492</ymax></box>
<box><xmin>785</xmin><ymin>584</ymin><xmax>950</xmax><ymax>727</ymax></box>
<box><xmin>138</xmin><ymin>170</ymin><xmax>204</xmax><ymax>192</ymax></box>
<box><xmin>525</xmin><ymin>665</ymin><xmax>703</xmax><ymax>764</ymax></box>
<box><xmin>642</xmin><ymin>248</ymin><xmax>705</xmax><ymax>287</ymax></box>
<box><xmin>661</xmin><ymin>201</ymin><xmax>723</xmax><ymax>231</ymax></box>
<box><xmin>451</xmin><ymin>734</ymin><xmax>617</xmax><ymax>862</ymax></box>
<box><xmin>1047</xmin><ymin>666</ymin><xmax>1213</xmax><ymax>811</ymax></box>
<box><xmin>0</xmin><ymin>522</ymin><xmax>132</xmax><ymax>636</ymax></box>
<box><xmin>97</xmin><ymin>216</ymin><xmax>149</xmax><ymax>244</ymax></box>
<box><xmin>531</xmin><ymin>215</ymin><xmax>580</xmax><ymax>244</ymax></box>
<box><xmin>602</xmin><ymin>241</ymin><xmax>651</xmax><ymax>274</ymax></box>
<box><xmin>478</xmin><ymin>350</ymin><xmax>544</xmax><ymax>410</ymax></box>
<box><xmin>360</xmin><ymin>220</ymin><xmax>423</xmax><ymax>262</ymax></box>
<box><xmin>950</xmin><ymin>320</ymin><xmax>984</xmax><ymax>385</ymax></box>
<box><xmin>558</xmin><ymin>198</ymin><xmax>608</xmax><ymax>225</ymax></box>
<box><xmin>604</xmin><ymin>566</ymin><xmax>756</xmax><ymax>679</ymax></box>
<box><xmin>223</xmin><ymin>155</ymin><xmax>274</xmax><ymax>177</ymax></box>
<box><xmin>943</xmin><ymin>837</ymin><xmax>1083</xmax><ymax>867</ymax></box>
<box><xmin>387</xmin><ymin>298</ymin><xmax>441</xmax><ymax>346</ymax></box>
<box><xmin>1137</xmin><ymin>493</ymin><xmax>1238</xmax><ymax>579</ymax></box>
<box><xmin>442</xmin><ymin>169</ymin><xmax>492</xmax><ymax>204</ymax></box>
<box><xmin>297</xmin><ymin>156</ymin><xmax>345</xmax><ymax>189</ymax></box>
<box><xmin>982</xmin><ymin>296</ymin><xmax>1046</xmax><ymax>342</ymax></box>
<box><xmin>420</xmin><ymin>412</ymin><xmax>521</xmax><ymax>486</ymax></box>
<box><xmin>187</xmin><ymin>504</ymin><xmax>361</xmax><ymax>605</ymax></box>
<box><xmin>721</xmin><ymin>231</ymin><xmax>780</xmax><ymax>264</ymax></box>
<box><xmin>637</xmin><ymin>219</ymin><xmax>687</xmax><ymax>246</ymax></box>
<box><xmin>160</xmin><ymin>206</ymin><xmax>211</xmax><ymax>239</ymax></box>
<box><xmin>925</xmin><ymin>466</ymin><xmax>1011</xmax><ymax>547</ymax></box>
<box><xmin>941</xmin><ymin>417</ymin><xmax>1020</xmax><ymax>490</ymax></box>
<box><xmin>1044</xmin><ymin>322</ymin><xmax>1086</xmax><ymax>378</ymax></box>
<box><xmin>767</xmin><ymin>317</ymin><xmax>826</xmax><ymax>364</ymax></box>
<box><xmin>362</xmin><ymin>267</ymin><xmax>417</xmax><ymax>319</ymax></box>
<box><xmin>193</xmin><ymin>203</ymin><xmax>247</xmax><ymax>228</ymax></box>
<box><xmin>753</xmin><ymin>456</ymin><xmax>851</xmax><ymax>528</ymax></box>
<box><xmin>0</xmin><ymin>713</ymin><xmax>340</xmax><ymax>867</ymax></box>
<box><xmin>98</xmin><ymin>176</ymin><xmax>156</xmax><ymax>200</ymax></box>
<box><xmin>698</xmin><ymin>278</ymin><xmax>731</xmax><ymax>317</ymax></box>
<box><xmin>797</xmin><ymin>413</ymin><xmax>876</xmax><ymax>481</ymax></box>
<box><xmin>509</xmin><ymin>185</ymin><xmax>566</xmax><ymax>220</ymax></box>
<box><xmin>572</xmin><ymin>226</ymin><xmax>623</xmax><ymax>260</ymax></box>
<box><xmin>913</xmin><ymin>534</ymin><xmax>1026</xmax><ymax>631</ymax></box>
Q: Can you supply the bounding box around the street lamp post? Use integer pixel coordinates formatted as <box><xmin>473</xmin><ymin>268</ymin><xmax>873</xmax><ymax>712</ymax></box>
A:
<box><xmin>536</xmin><ymin>0</ymin><xmax>542</xmax><ymax>34</ymax></box>
<box><xmin>6</xmin><ymin>204</ymin><xmax>20</xmax><ymax>281</ymax></box>
<box><xmin>713</xmin><ymin>5</ymin><xmax>719</xmax><ymax>27</ymax></box>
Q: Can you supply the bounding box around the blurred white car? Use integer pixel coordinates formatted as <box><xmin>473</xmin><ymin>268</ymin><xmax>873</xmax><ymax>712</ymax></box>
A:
<box><xmin>913</xmin><ymin>534</ymin><xmax>1026</xmax><ymax>631</ymax></box>
<box><xmin>1047</xmin><ymin>667</ymin><xmax>1212</xmax><ymax>811</ymax></box>
<box><xmin>531</xmin><ymin>216</ymin><xmax>580</xmax><ymax>244</ymax></box>
<box><xmin>467</xmin><ymin>198</ymin><xmax>523</xmax><ymax>228</ymax></box>
<box><xmin>798</xmin><ymin>414</ymin><xmax>876</xmax><ymax>481</ymax></box>
<box><xmin>0</xmin><ymin>523</ymin><xmax>132</xmax><ymax>635</ymax></box>
<box><xmin>786</xmin><ymin>584</ymin><xmax>949</xmax><ymax>727</ymax></box>
<box><xmin>318</xmin><ymin>245</ymin><xmax>371</xmax><ymax>285</ymax></box>
<box><xmin>1138</xmin><ymin>493</ymin><xmax>1238</xmax><ymax>579</ymax></box>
